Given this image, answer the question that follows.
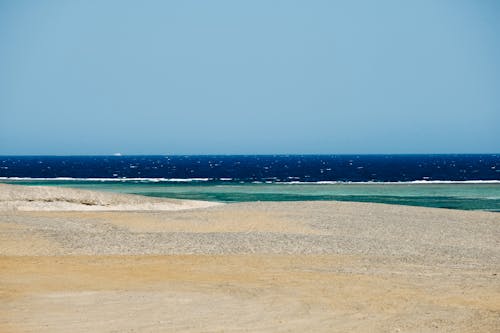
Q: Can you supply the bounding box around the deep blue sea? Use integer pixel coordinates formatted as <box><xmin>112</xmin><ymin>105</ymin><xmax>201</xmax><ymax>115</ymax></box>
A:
<box><xmin>1</xmin><ymin>155</ymin><xmax>499</xmax><ymax>211</ymax></box>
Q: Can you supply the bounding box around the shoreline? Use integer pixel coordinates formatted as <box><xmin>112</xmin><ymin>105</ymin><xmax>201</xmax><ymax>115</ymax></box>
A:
<box><xmin>2</xmin><ymin>181</ymin><xmax>499</xmax><ymax>213</ymax></box>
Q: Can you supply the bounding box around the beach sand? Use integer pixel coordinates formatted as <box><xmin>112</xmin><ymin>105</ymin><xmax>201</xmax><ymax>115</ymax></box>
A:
<box><xmin>0</xmin><ymin>184</ymin><xmax>499</xmax><ymax>332</ymax></box>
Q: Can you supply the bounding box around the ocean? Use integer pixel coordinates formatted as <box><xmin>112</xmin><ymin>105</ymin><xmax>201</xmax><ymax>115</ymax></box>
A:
<box><xmin>1</xmin><ymin>155</ymin><xmax>499</xmax><ymax>211</ymax></box>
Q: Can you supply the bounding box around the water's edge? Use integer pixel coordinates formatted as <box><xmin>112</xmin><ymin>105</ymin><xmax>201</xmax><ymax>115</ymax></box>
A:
<box><xmin>2</xmin><ymin>180</ymin><xmax>499</xmax><ymax>212</ymax></box>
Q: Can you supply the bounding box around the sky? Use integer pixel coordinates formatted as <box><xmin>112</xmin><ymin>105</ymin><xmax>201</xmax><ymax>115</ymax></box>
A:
<box><xmin>0</xmin><ymin>0</ymin><xmax>499</xmax><ymax>155</ymax></box>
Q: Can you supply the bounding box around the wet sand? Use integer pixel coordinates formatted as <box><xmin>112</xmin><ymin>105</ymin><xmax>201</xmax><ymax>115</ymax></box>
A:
<box><xmin>0</xmin><ymin>185</ymin><xmax>499</xmax><ymax>332</ymax></box>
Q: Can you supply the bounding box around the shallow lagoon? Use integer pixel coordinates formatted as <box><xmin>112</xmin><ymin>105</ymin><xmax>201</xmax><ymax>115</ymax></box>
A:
<box><xmin>2</xmin><ymin>180</ymin><xmax>499</xmax><ymax>211</ymax></box>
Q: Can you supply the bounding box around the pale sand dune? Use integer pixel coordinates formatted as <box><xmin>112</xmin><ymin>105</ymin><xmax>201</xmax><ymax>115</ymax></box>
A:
<box><xmin>0</xmin><ymin>183</ymin><xmax>221</xmax><ymax>211</ymax></box>
<box><xmin>0</xmin><ymin>184</ymin><xmax>499</xmax><ymax>332</ymax></box>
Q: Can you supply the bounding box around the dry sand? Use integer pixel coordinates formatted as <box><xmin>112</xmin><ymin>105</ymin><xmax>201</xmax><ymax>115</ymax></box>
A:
<box><xmin>0</xmin><ymin>184</ymin><xmax>499</xmax><ymax>332</ymax></box>
<box><xmin>0</xmin><ymin>184</ymin><xmax>221</xmax><ymax>211</ymax></box>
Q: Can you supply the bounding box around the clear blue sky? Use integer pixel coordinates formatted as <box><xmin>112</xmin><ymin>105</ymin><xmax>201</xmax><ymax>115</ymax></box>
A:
<box><xmin>0</xmin><ymin>0</ymin><xmax>499</xmax><ymax>155</ymax></box>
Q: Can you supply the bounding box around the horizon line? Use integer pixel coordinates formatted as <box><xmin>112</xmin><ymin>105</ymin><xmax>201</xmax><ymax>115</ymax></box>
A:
<box><xmin>0</xmin><ymin>153</ymin><xmax>499</xmax><ymax>157</ymax></box>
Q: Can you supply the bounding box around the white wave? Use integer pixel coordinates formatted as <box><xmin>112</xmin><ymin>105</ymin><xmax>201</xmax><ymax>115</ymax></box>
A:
<box><xmin>405</xmin><ymin>180</ymin><xmax>500</xmax><ymax>184</ymax></box>
<box><xmin>0</xmin><ymin>177</ymin><xmax>211</xmax><ymax>182</ymax></box>
<box><xmin>165</xmin><ymin>178</ymin><xmax>210</xmax><ymax>182</ymax></box>
<box><xmin>0</xmin><ymin>177</ymin><xmax>499</xmax><ymax>184</ymax></box>
<box><xmin>280</xmin><ymin>180</ymin><xmax>500</xmax><ymax>185</ymax></box>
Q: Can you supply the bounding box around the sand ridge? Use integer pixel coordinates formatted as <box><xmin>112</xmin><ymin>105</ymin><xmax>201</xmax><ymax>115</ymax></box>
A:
<box><xmin>0</xmin><ymin>183</ymin><xmax>222</xmax><ymax>211</ymax></box>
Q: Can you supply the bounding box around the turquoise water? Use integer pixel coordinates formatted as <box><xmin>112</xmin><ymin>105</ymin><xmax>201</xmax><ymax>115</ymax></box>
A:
<box><xmin>2</xmin><ymin>180</ymin><xmax>499</xmax><ymax>211</ymax></box>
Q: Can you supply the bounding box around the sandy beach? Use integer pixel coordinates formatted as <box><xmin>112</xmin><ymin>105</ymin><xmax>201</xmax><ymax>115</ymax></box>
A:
<box><xmin>0</xmin><ymin>184</ymin><xmax>499</xmax><ymax>332</ymax></box>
